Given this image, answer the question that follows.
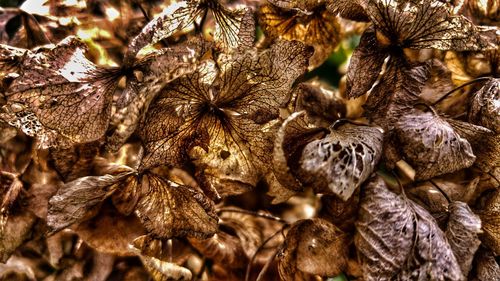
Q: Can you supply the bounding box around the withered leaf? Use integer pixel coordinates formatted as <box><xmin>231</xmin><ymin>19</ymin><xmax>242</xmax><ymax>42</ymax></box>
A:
<box><xmin>345</xmin><ymin>27</ymin><xmax>388</xmax><ymax>99</ymax></box>
<box><xmin>2</xmin><ymin>36</ymin><xmax>119</xmax><ymax>148</ymax></box>
<box><xmin>278</xmin><ymin>218</ymin><xmax>349</xmax><ymax>280</ymax></box>
<box><xmin>135</xmin><ymin>172</ymin><xmax>218</xmax><ymax>239</ymax></box>
<box><xmin>140</xmin><ymin>40</ymin><xmax>311</xmax><ymax>195</ymax></box>
<box><xmin>469</xmin><ymin>78</ymin><xmax>499</xmax><ymax>133</ymax></box>
<box><xmin>273</xmin><ymin>111</ymin><xmax>325</xmax><ymax>193</ymax></box>
<box><xmin>47</xmin><ymin>166</ymin><xmax>134</xmax><ymax>232</ymax></box>
<box><xmin>477</xmin><ymin>189</ymin><xmax>500</xmax><ymax>255</ymax></box>
<box><xmin>126</xmin><ymin>0</ymin><xmax>255</xmax><ymax>61</ymax></box>
<box><xmin>0</xmin><ymin>210</ymin><xmax>37</xmax><ymax>262</ymax></box>
<box><xmin>394</xmin><ymin>109</ymin><xmax>476</xmax><ymax>180</ymax></box>
<box><xmin>362</xmin><ymin>0</ymin><xmax>495</xmax><ymax>51</ymax></box>
<box><xmin>0</xmin><ymin>8</ymin><xmax>50</xmax><ymax>48</ymax></box>
<box><xmin>445</xmin><ymin>201</ymin><xmax>482</xmax><ymax>276</ymax></box>
<box><xmin>259</xmin><ymin>2</ymin><xmax>341</xmax><ymax>69</ymax></box>
<box><xmin>300</xmin><ymin>122</ymin><xmax>384</xmax><ymax>200</ymax></box>
<box><xmin>326</xmin><ymin>0</ymin><xmax>369</xmax><ymax>21</ymax></box>
<box><xmin>290</xmin><ymin>79</ymin><xmax>347</xmax><ymax>126</ymax></box>
<box><xmin>355</xmin><ymin>176</ymin><xmax>463</xmax><ymax>281</ymax></box>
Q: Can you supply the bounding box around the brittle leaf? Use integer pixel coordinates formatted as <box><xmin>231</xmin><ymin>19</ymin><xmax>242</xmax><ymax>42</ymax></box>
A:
<box><xmin>47</xmin><ymin>167</ymin><xmax>134</xmax><ymax>232</ymax></box>
<box><xmin>477</xmin><ymin>189</ymin><xmax>500</xmax><ymax>255</ymax></box>
<box><xmin>135</xmin><ymin>172</ymin><xmax>218</xmax><ymax>239</ymax></box>
<box><xmin>355</xmin><ymin>176</ymin><xmax>463</xmax><ymax>280</ymax></box>
<box><xmin>468</xmin><ymin>78</ymin><xmax>499</xmax><ymax>133</ymax></box>
<box><xmin>3</xmin><ymin>36</ymin><xmax>118</xmax><ymax>147</ymax></box>
<box><xmin>394</xmin><ymin>109</ymin><xmax>476</xmax><ymax>180</ymax></box>
<box><xmin>300</xmin><ymin>122</ymin><xmax>384</xmax><ymax>200</ymax></box>
<box><xmin>445</xmin><ymin>201</ymin><xmax>482</xmax><ymax>276</ymax></box>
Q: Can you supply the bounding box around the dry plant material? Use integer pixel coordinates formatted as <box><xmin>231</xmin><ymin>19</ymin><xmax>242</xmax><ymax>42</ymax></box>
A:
<box><xmin>0</xmin><ymin>0</ymin><xmax>498</xmax><ymax>280</ymax></box>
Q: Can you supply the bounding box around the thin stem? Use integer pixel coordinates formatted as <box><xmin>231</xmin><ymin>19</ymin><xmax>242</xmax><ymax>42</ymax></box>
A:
<box><xmin>413</xmin><ymin>102</ymin><xmax>439</xmax><ymax>116</ymax></box>
<box><xmin>430</xmin><ymin>180</ymin><xmax>451</xmax><ymax>204</ymax></box>
<box><xmin>217</xmin><ymin>208</ymin><xmax>288</xmax><ymax>223</ymax></box>
<box><xmin>255</xmin><ymin>247</ymin><xmax>280</xmax><ymax>281</ymax></box>
<box><xmin>432</xmin><ymin>77</ymin><xmax>491</xmax><ymax>106</ymax></box>
<box><xmin>245</xmin><ymin>225</ymin><xmax>289</xmax><ymax>281</ymax></box>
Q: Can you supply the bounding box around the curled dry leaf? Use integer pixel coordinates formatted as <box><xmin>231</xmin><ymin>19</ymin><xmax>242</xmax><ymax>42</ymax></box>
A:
<box><xmin>259</xmin><ymin>1</ymin><xmax>341</xmax><ymax>69</ymax></box>
<box><xmin>300</xmin><ymin>122</ymin><xmax>384</xmax><ymax>200</ymax></box>
<box><xmin>0</xmin><ymin>171</ymin><xmax>23</xmax><ymax>229</ymax></box>
<box><xmin>445</xmin><ymin>201</ymin><xmax>482</xmax><ymax>276</ymax></box>
<box><xmin>135</xmin><ymin>172</ymin><xmax>218</xmax><ymax>239</ymax></box>
<box><xmin>139</xmin><ymin>40</ymin><xmax>311</xmax><ymax>196</ymax></box>
<box><xmin>290</xmin><ymin>79</ymin><xmax>347</xmax><ymax>127</ymax></box>
<box><xmin>469</xmin><ymin>78</ymin><xmax>499</xmax><ymax>133</ymax></box>
<box><xmin>278</xmin><ymin>218</ymin><xmax>349</xmax><ymax>280</ymax></box>
<box><xmin>272</xmin><ymin>111</ymin><xmax>325</xmax><ymax>193</ymax></box>
<box><xmin>477</xmin><ymin>189</ymin><xmax>500</xmax><ymax>255</ymax></box>
<box><xmin>394</xmin><ymin>109</ymin><xmax>476</xmax><ymax>180</ymax></box>
<box><xmin>47</xmin><ymin>166</ymin><xmax>135</xmax><ymax>232</ymax></box>
<box><xmin>1</xmin><ymin>36</ymin><xmax>119</xmax><ymax>148</ymax></box>
<box><xmin>355</xmin><ymin>176</ymin><xmax>463</xmax><ymax>281</ymax></box>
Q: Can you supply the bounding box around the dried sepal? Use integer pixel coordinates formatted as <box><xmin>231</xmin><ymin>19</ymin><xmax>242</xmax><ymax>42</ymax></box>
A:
<box><xmin>278</xmin><ymin>218</ymin><xmax>348</xmax><ymax>280</ymax></box>
<box><xmin>47</xmin><ymin>166</ymin><xmax>135</xmax><ymax>232</ymax></box>
<box><xmin>0</xmin><ymin>211</ymin><xmax>37</xmax><ymax>262</ymax></box>
<box><xmin>394</xmin><ymin>109</ymin><xmax>476</xmax><ymax>180</ymax></box>
<box><xmin>326</xmin><ymin>0</ymin><xmax>369</xmax><ymax>21</ymax></box>
<box><xmin>469</xmin><ymin>78</ymin><xmax>499</xmax><ymax>133</ymax></box>
<box><xmin>2</xmin><ymin>36</ymin><xmax>118</xmax><ymax>147</ymax></box>
<box><xmin>445</xmin><ymin>201</ymin><xmax>482</xmax><ymax>276</ymax></box>
<box><xmin>107</xmin><ymin>37</ymin><xmax>209</xmax><ymax>152</ymax></box>
<box><xmin>477</xmin><ymin>189</ymin><xmax>500</xmax><ymax>255</ymax></box>
<box><xmin>345</xmin><ymin>28</ymin><xmax>388</xmax><ymax>99</ymax></box>
<box><xmin>355</xmin><ymin>176</ymin><xmax>463</xmax><ymax>281</ymax></box>
<box><xmin>300</xmin><ymin>122</ymin><xmax>384</xmax><ymax>200</ymax></box>
<box><xmin>258</xmin><ymin>2</ymin><xmax>341</xmax><ymax>69</ymax></box>
<box><xmin>135</xmin><ymin>172</ymin><xmax>218</xmax><ymax>239</ymax></box>
<box><xmin>125</xmin><ymin>0</ymin><xmax>255</xmax><ymax>61</ymax></box>
<box><xmin>273</xmin><ymin>111</ymin><xmax>324</xmax><ymax>192</ymax></box>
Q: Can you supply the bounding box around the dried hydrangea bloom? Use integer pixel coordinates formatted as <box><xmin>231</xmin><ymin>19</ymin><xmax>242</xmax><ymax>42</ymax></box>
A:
<box><xmin>125</xmin><ymin>0</ymin><xmax>255</xmax><ymax>62</ymax></box>
<box><xmin>0</xmin><ymin>8</ymin><xmax>51</xmax><ymax>48</ymax></box>
<box><xmin>139</xmin><ymin>40</ymin><xmax>312</xmax><ymax>196</ymax></box>
<box><xmin>259</xmin><ymin>0</ymin><xmax>342</xmax><ymax>69</ymax></box>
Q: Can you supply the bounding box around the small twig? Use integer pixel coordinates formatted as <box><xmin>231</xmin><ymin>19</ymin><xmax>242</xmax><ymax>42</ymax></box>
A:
<box><xmin>255</xmin><ymin>247</ymin><xmax>280</xmax><ymax>281</ymax></box>
<box><xmin>432</xmin><ymin>77</ymin><xmax>491</xmax><ymax>106</ymax></box>
<box><xmin>429</xmin><ymin>180</ymin><xmax>452</xmax><ymax>204</ymax></box>
<box><xmin>245</xmin><ymin>225</ymin><xmax>289</xmax><ymax>281</ymax></box>
<box><xmin>217</xmin><ymin>208</ymin><xmax>288</xmax><ymax>223</ymax></box>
